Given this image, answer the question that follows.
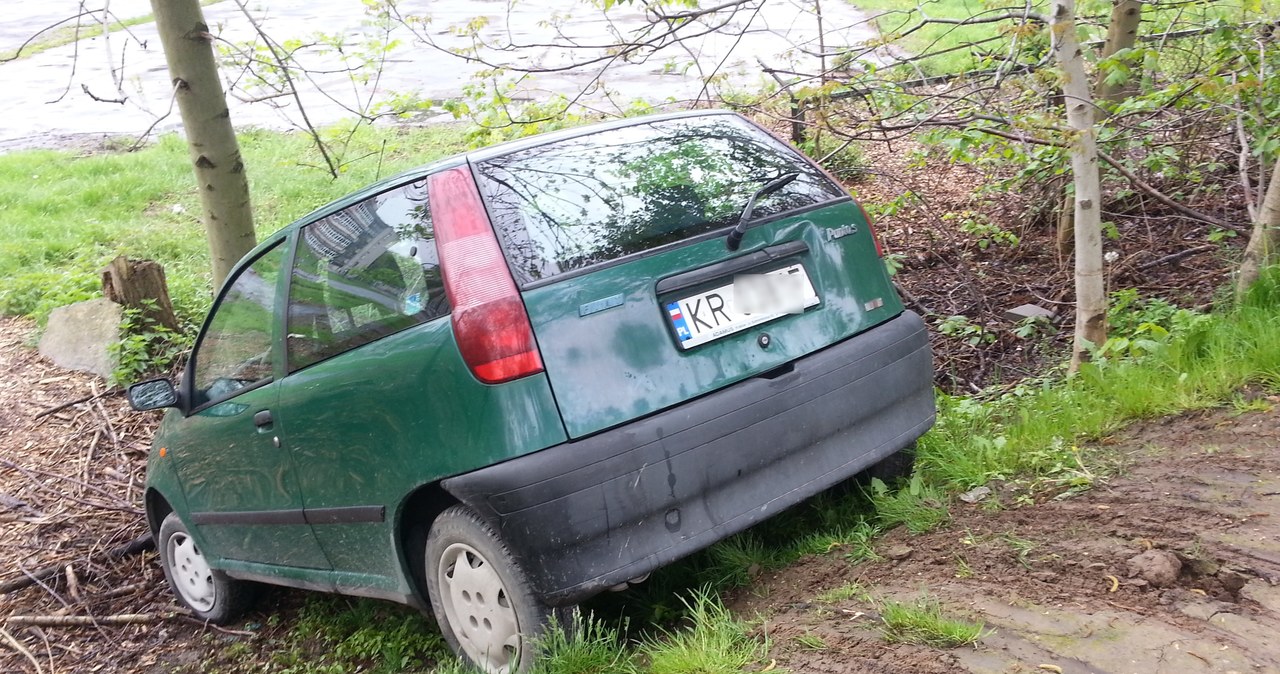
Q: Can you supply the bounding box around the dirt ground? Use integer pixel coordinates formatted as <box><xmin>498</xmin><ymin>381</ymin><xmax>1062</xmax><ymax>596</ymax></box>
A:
<box><xmin>733</xmin><ymin>405</ymin><xmax>1280</xmax><ymax>674</ymax></box>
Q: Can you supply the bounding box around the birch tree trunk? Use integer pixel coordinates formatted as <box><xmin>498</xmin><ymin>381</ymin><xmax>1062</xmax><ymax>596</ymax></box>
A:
<box><xmin>1237</xmin><ymin>156</ymin><xmax>1280</xmax><ymax>298</ymax></box>
<box><xmin>151</xmin><ymin>0</ymin><xmax>256</xmax><ymax>290</ymax></box>
<box><xmin>1094</xmin><ymin>0</ymin><xmax>1143</xmax><ymax>107</ymax></box>
<box><xmin>1051</xmin><ymin>0</ymin><xmax>1108</xmax><ymax>371</ymax></box>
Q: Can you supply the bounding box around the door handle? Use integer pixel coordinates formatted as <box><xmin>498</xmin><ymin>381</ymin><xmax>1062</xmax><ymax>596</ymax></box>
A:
<box><xmin>253</xmin><ymin>409</ymin><xmax>273</xmax><ymax>428</ymax></box>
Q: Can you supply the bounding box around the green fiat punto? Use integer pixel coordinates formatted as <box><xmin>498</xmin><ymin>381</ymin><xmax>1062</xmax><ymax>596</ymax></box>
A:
<box><xmin>128</xmin><ymin>110</ymin><xmax>935</xmax><ymax>672</ymax></box>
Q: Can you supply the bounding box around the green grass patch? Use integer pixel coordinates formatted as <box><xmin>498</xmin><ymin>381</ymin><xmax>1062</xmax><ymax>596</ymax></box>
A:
<box><xmin>816</xmin><ymin>581</ymin><xmax>868</xmax><ymax>605</ymax></box>
<box><xmin>845</xmin><ymin>0</ymin><xmax>1276</xmax><ymax>77</ymax></box>
<box><xmin>638</xmin><ymin>589</ymin><xmax>768</xmax><ymax>674</ymax></box>
<box><xmin>866</xmin><ymin>474</ymin><xmax>950</xmax><ymax>534</ymax></box>
<box><xmin>916</xmin><ymin>270</ymin><xmax>1280</xmax><ymax>491</ymax></box>
<box><xmin>2</xmin><ymin>0</ymin><xmax>224</xmax><ymax>62</ymax></box>
<box><xmin>879</xmin><ymin>596</ymin><xmax>984</xmax><ymax>648</ymax></box>
<box><xmin>209</xmin><ymin>596</ymin><xmax>450</xmax><ymax>674</ymax></box>
<box><xmin>529</xmin><ymin>612</ymin><xmax>635</xmax><ymax>674</ymax></box>
<box><xmin>0</xmin><ymin>124</ymin><xmax>467</xmax><ymax>327</ymax></box>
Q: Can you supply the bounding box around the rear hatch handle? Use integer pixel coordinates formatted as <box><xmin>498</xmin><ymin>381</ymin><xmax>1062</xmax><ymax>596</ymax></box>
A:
<box><xmin>725</xmin><ymin>172</ymin><xmax>799</xmax><ymax>251</ymax></box>
<box><xmin>656</xmin><ymin>240</ymin><xmax>809</xmax><ymax>296</ymax></box>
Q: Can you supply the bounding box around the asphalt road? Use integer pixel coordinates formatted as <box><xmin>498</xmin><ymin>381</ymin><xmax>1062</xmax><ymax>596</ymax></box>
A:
<box><xmin>0</xmin><ymin>0</ymin><xmax>880</xmax><ymax>152</ymax></box>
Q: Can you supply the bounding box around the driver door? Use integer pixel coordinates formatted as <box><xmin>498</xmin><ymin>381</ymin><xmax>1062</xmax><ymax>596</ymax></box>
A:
<box><xmin>166</xmin><ymin>239</ymin><xmax>330</xmax><ymax>570</ymax></box>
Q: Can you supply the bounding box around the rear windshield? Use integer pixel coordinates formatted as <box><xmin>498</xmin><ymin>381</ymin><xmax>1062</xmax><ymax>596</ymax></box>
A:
<box><xmin>474</xmin><ymin>115</ymin><xmax>845</xmax><ymax>284</ymax></box>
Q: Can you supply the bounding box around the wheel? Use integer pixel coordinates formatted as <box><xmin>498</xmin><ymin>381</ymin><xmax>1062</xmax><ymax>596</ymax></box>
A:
<box><xmin>425</xmin><ymin>506</ymin><xmax>563</xmax><ymax>674</ymax></box>
<box><xmin>864</xmin><ymin>444</ymin><xmax>917</xmax><ymax>485</ymax></box>
<box><xmin>157</xmin><ymin>512</ymin><xmax>258</xmax><ymax>623</ymax></box>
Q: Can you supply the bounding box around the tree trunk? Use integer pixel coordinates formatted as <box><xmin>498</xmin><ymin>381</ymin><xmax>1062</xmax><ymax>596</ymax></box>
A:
<box><xmin>1094</xmin><ymin>0</ymin><xmax>1143</xmax><ymax>107</ymax></box>
<box><xmin>150</xmin><ymin>0</ymin><xmax>256</xmax><ymax>290</ymax></box>
<box><xmin>100</xmin><ymin>256</ymin><xmax>180</xmax><ymax>331</ymax></box>
<box><xmin>1237</xmin><ymin>156</ymin><xmax>1280</xmax><ymax>298</ymax></box>
<box><xmin>1051</xmin><ymin>0</ymin><xmax>1108</xmax><ymax>371</ymax></box>
<box><xmin>1056</xmin><ymin>195</ymin><xmax>1074</xmax><ymax>259</ymax></box>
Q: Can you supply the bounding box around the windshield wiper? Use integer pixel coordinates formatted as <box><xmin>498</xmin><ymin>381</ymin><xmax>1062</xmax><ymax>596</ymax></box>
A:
<box><xmin>725</xmin><ymin>172</ymin><xmax>799</xmax><ymax>251</ymax></box>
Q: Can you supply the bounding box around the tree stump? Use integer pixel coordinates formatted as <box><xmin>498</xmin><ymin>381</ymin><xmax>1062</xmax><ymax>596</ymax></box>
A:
<box><xmin>100</xmin><ymin>256</ymin><xmax>180</xmax><ymax>331</ymax></box>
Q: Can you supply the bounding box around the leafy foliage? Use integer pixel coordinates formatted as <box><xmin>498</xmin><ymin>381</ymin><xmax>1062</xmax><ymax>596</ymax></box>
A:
<box><xmin>108</xmin><ymin>301</ymin><xmax>192</xmax><ymax>386</ymax></box>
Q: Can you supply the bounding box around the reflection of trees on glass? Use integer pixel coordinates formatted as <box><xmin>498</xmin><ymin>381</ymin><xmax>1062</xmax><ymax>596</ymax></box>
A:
<box><xmin>287</xmin><ymin>180</ymin><xmax>448</xmax><ymax>372</ymax></box>
<box><xmin>192</xmin><ymin>243</ymin><xmax>286</xmax><ymax>405</ymax></box>
<box><xmin>476</xmin><ymin>116</ymin><xmax>843</xmax><ymax>283</ymax></box>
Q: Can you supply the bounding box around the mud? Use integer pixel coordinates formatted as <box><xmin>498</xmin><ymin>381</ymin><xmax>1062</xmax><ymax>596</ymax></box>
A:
<box><xmin>732</xmin><ymin>406</ymin><xmax>1280</xmax><ymax>673</ymax></box>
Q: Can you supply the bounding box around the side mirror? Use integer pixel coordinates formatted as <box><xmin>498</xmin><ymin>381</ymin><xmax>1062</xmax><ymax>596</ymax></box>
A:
<box><xmin>127</xmin><ymin>378</ymin><xmax>179</xmax><ymax>411</ymax></box>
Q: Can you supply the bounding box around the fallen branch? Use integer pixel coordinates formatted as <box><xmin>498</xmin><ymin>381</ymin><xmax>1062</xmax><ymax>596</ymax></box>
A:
<box><xmin>0</xmin><ymin>626</ymin><xmax>43</xmax><ymax>674</ymax></box>
<box><xmin>0</xmin><ymin>533</ymin><xmax>153</xmax><ymax>596</ymax></box>
<box><xmin>34</xmin><ymin>388</ymin><xmax>120</xmax><ymax>420</ymax></box>
<box><xmin>1137</xmin><ymin>244</ymin><xmax>1217</xmax><ymax>270</ymax></box>
<box><xmin>1096</xmin><ymin>150</ymin><xmax>1245</xmax><ymax>233</ymax></box>
<box><xmin>4</xmin><ymin>614</ymin><xmax>164</xmax><ymax>627</ymax></box>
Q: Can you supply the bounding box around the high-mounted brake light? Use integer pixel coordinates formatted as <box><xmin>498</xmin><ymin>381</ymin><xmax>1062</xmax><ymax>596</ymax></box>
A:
<box><xmin>428</xmin><ymin>166</ymin><xmax>544</xmax><ymax>384</ymax></box>
<box><xmin>855</xmin><ymin>201</ymin><xmax>886</xmax><ymax>258</ymax></box>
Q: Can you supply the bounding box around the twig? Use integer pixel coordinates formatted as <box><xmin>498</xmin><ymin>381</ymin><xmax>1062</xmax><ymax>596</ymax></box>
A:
<box><xmin>1137</xmin><ymin>245</ymin><xmax>1217</xmax><ymax>271</ymax></box>
<box><xmin>0</xmin><ymin>534</ymin><xmax>152</xmax><ymax>596</ymax></box>
<box><xmin>894</xmin><ymin>280</ymin><xmax>934</xmax><ymax>316</ymax></box>
<box><xmin>130</xmin><ymin>80</ymin><xmax>181</xmax><ymax>151</ymax></box>
<box><xmin>0</xmin><ymin>626</ymin><xmax>44</xmax><ymax>674</ymax></box>
<box><xmin>34</xmin><ymin>389</ymin><xmax>120</xmax><ymax>420</ymax></box>
<box><xmin>1096</xmin><ymin>150</ymin><xmax>1244</xmax><ymax>233</ymax></box>
<box><xmin>4</xmin><ymin>614</ymin><xmax>165</xmax><ymax>627</ymax></box>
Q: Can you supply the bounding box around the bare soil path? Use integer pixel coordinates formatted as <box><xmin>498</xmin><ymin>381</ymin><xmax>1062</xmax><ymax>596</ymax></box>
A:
<box><xmin>734</xmin><ymin>403</ymin><xmax>1280</xmax><ymax>673</ymax></box>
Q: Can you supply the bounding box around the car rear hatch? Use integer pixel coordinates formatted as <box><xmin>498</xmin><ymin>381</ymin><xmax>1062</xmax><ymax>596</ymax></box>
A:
<box><xmin>472</xmin><ymin>112</ymin><xmax>903</xmax><ymax>439</ymax></box>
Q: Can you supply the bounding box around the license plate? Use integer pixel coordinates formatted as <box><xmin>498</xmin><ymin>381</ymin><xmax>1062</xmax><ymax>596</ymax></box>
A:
<box><xmin>665</xmin><ymin>264</ymin><xmax>818</xmax><ymax>349</ymax></box>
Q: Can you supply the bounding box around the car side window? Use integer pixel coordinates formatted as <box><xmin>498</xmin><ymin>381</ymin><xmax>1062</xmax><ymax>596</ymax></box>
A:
<box><xmin>191</xmin><ymin>242</ymin><xmax>285</xmax><ymax>407</ymax></box>
<box><xmin>286</xmin><ymin>178</ymin><xmax>448</xmax><ymax>372</ymax></box>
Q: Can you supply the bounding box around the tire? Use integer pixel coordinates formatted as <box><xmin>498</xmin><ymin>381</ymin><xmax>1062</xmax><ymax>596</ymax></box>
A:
<box><xmin>157</xmin><ymin>512</ymin><xmax>258</xmax><ymax>623</ymax></box>
<box><xmin>425</xmin><ymin>506</ymin><xmax>564</xmax><ymax>674</ymax></box>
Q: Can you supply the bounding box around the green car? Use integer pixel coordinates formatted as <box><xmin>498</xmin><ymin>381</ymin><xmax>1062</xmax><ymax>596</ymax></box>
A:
<box><xmin>128</xmin><ymin>110</ymin><xmax>935</xmax><ymax>672</ymax></box>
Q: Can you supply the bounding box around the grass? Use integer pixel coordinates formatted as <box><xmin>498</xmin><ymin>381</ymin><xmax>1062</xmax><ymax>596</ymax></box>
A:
<box><xmin>844</xmin><ymin>0</ymin><xmax>1278</xmax><ymax>77</ymax></box>
<box><xmin>878</xmin><ymin>596</ymin><xmax>985</xmax><ymax>648</ymax></box>
<box><xmin>527</xmin><ymin>612</ymin><xmax>634</xmax><ymax>674</ymax></box>
<box><xmin>866</xmin><ymin>475</ymin><xmax>950</xmax><ymax>534</ymax></box>
<box><xmin>638</xmin><ymin>590</ymin><xmax>768</xmax><ymax>674</ymax></box>
<box><xmin>0</xmin><ymin>124</ymin><xmax>467</xmax><ymax>328</ymax></box>
<box><xmin>816</xmin><ymin>581</ymin><xmax>868</xmax><ymax>605</ymax></box>
<box><xmin>2</xmin><ymin>0</ymin><xmax>225</xmax><ymax>62</ymax></box>
<box><xmin>915</xmin><ymin>271</ymin><xmax>1280</xmax><ymax>492</ymax></box>
<box><xmin>793</xmin><ymin>632</ymin><xmax>828</xmax><ymax>650</ymax></box>
<box><xmin>205</xmin><ymin>596</ymin><xmax>450</xmax><ymax>674</ymax></box>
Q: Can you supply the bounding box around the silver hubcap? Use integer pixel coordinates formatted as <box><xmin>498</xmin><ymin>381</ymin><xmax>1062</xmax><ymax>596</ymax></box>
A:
<box><xmin>438</xmin><ymin>543</ymin><xmax>521</xmax><ymax>673</ymax></box>
<box><xmin>168</xmin><ymin>532</ymin><xmax>216</xmax><ymax>612</ymax></box>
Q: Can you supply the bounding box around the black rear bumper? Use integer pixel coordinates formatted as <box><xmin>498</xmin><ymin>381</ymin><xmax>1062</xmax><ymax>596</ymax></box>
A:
<box><xmin>442</xmin><ymin>310</ymin><xmax>935</xmax><ymax>605</ymax></box>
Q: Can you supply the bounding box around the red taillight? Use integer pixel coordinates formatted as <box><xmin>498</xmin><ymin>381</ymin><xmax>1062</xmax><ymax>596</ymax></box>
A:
<box><xmin>429</xmin><ymin>166</ymin><xmax>544</xmax><ymax>384</ymax></box>
<box><xmin>855</xmin><ymin>202</ymin><xmax>886</xmax><ymax>257</ymax></box>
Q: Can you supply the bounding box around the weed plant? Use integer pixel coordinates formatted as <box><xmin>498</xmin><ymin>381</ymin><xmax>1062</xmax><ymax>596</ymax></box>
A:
<box><xmin>878</xmin><ymin>596</ymin><xmax>984</xmax><ymax>648</ymax></box>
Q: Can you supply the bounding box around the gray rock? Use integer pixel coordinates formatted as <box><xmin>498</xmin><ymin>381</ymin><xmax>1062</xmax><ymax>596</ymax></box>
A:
<box><xmin>959</xmin><ymin>486</ymin><xmax>992</xmax><ymax>503</ymax></box>
<box><xmin>1004</xmin><ymin>303</ymin><xmax>1055</xmax><ymax>323</ymax></box>
<box><xmin>1126</xmin><ymin>550</ymin><xmax>1183</xmax><ymax>588</ymax></box>
<box><xmin>37</xmin><ymin>299</ymin><xmax>121</xmax><ymax>379</ymax></box>
<box><xmin>886</xmin><ymin>545</ymin><xmax>913</xmax><ymax>561</ymax></box>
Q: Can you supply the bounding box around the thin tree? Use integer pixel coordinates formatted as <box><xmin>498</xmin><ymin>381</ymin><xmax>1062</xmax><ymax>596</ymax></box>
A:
<box><xmin>1050</xmin><ymin>0</ymin><xmax>1107</xmax><ymax>370</ymax></box>
<box><xmin>150</xmin><ymin>0</ymin><xmax>256</xmax><ymax>289</ymax></box>
<box><xmin>1094</xmin><ymin>0</ymin><xmax>1143</xmax><ymax>108</ymax></box>
<box><xmin>1238</xmin><ymin>156</ymin><xmax>1280</xmax><ymax>298</ymax></box>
